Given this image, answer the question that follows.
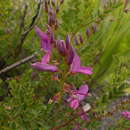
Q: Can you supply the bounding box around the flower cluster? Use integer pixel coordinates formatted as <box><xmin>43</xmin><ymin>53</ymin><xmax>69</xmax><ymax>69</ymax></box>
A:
<box><xmin>67</xmin><ymin>85</ymin><xmax>88</xmax><ymax>110</ymax></box>
<box><xmin>44</xmin><ymin>0</ymin><xmax>64</xmax><ymax>29</ymax></box>
<box><xmin>121</xmin><ymin>111</ymin><xmax>130</xmax><ymax>120</ymax></box>
<box><xmin>32</xmin><ymin>26</ymin><xmax>92</xmax><ymax>76</ymax></box>
<box><xmin>31</xmin><ymin>26</ymin><xmax>93</xmax><ymax>129</ymax></box>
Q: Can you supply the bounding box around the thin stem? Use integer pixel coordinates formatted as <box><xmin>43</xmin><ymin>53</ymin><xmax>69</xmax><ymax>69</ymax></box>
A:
<box><xmin>0</xmin><ymin>52</ymin><xmax>38</xmax><ymax>75</ymax></box>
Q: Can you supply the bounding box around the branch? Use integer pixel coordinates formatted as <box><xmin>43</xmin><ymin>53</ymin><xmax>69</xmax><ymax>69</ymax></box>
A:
<box><xmin>15</xmin><ymin>0</ymin><xmax>42</xmax><ymax>56</ymax></box>
<box><xmin>19</xmin><ymin>4</ymin><xmax>28</xmax><ymax>34</ymax></box>
<box><xmin>0</xmin><ymin>52</ymin><xmax>38</xmax><ymax>75</ymax></box>
<box><xmin>51</xmin><ymin>114</ymin><xmax>78</xmax><ymax>130</ymax></box>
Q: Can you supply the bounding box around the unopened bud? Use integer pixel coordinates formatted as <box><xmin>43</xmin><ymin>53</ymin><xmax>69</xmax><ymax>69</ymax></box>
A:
<box><xmin>48</xmin><ymin>15</ymin><xmax>52</xmax><ymax>26</ymax></box>
<box><xmin>51</xmin><ymin>12</ymin><xmax>56</xmax><ymax>24</ymax></box>
<box><xmin>79</xmin><ymin>34</ymin><xmax>84</xmax><ymax>44</ymax></box>
<box><xmin>92</xmin><ymin>24</ymin><xmax>97</xmax><ymax>33</ymax></box>
<box><xmin>86</xmin><ymin>28</ymin><xmax>91</xmax><ymax>38</ymax></box>
<box><xmin>51</xmin><ymin>0</ymin><xmax>56</xmax><ymax>6</ymax></box>
<box><xmin>74</xmin><ymin>35</ymin><xmax>79</xmax><ymax>45</ymax></box>
<box><xmin>60</xmin><ymin>0</ymin><xmax>64</xmax><ymax>5</ymax></box>
<box><xmin>65</xmin><ymin>34</ymin><xmax>70</xmax><ymax>49</ymax></box>
<box><xmin>56</xmin><ymin>5</ymin><xmax>60</xmax><ymax>13</ymax></box>
<box><xmin>55</xmin><ymin>19</ymin><xmax>59</xmax><ymax>29</ymax></box>
<box><xmin>44</xmin><ymin>0</ymin><xmax>48</xmax><ymax>12</ymax></box>
<box><xmin>48</xmin><ymin>7</ymin><xmax>53</xmax><ymax>15</ymax></box>
<box><xmin>56</xmin><ymin>40</ymin><xmax>67</xmax><ymax>56</ymax></box>
<box><xmin>50</xmin><ymin>32</ymin><xmax>55</xmax><ymax>43</ymax></box>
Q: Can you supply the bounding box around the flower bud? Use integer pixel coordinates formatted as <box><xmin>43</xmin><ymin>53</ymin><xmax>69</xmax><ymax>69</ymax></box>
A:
<box><xmin>65</xmin><ymin>34</ymin><xmax>70</xmax><ymax>49</ymax></box>
<box><xmin>50</xmin><ymin>32</ymin><xmax>55</xmax><ymax>43</ymax></box>
<box><xmin>86</xmin><ymin>28</ymin><xmax>91</xmax><ymax>38</ymax></box>
<box><xmin>51</xmin><ymin>0</ymin><xmax>56</xmax><ymax>6</ymax></box>
<box><xmin>48</xmin><ymin>7</ymin><xmax>53</xmax><ymax>15</ymax></box>
<box><xmin>92</xmin><ymin>24</ymin><xmax>97</xmax><ymax>33</ymax></box>
<box><xmin>55</xmin><ymin>19</ymin><xmax>59</xmax><ymax>29</ymax></box>
<box><xmin>60</xmin><ymin>0</ymin><xmax>64</xmax><ymax>5</ymax></box>
<box><xmin>56</xmin><ymin>5</ymin><xmax>60</xmax><ymax>13</ymax></box>
<box><xmin>44</xmin><ymin>0</ymin><xmax>48</xmax><ymax>12</ymax></box>
<box><xmin>56</xmin><ymin>40</ymin><xmax>67</xmax><ymax>56</ymax></box>
<box><xmin>78</xmin><ymin>34</ymin><xmax>83</xmax><ymax>44</ymax></box>
<box><xmin>74</xmin><ymin>35</ymin><xmax>79</xmax><ymax>45</ymax></box>
<box><xmin>48</xmin><ymin>15</ymin><xmax>52</xmax><ymax>26</ymax></box>
<box><xmin>51</xmin><ymin>12</ymin><xmax>56</xmax><ymax>24</ymax></box>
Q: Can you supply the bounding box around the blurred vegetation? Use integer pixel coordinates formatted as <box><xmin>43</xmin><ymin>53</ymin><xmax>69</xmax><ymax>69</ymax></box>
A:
<box><xmin>0</xmin><ymin>0</ymin><xmax>130</xmax><ymax>129</ymax></box>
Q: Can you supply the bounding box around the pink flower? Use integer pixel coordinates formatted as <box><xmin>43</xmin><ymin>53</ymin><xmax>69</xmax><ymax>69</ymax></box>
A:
<box><xmin>79</xmin><ymin>108</ymin><xmax>89</xmax><ymax>121</ymax></box>
<box><xmin>70</xmin><ymin>99</ymin><xmax>79</xmax><ymax>110</ymax></box>
<box><xmin>64</xmin><ymin>35</ymin><xmax>93</xmax><ymax>75</ymax></box>
<box><xmin>35</xmin><ymin>26</ymin><xmax>52</xmax><ymax>52</ymax></box>
<box><xmin>67</xmin><ymin>85</ymin><xmax>89</xmax><ymax>110</ymax></box>
<box><xmin>70</xmin><ymin>52</ymin><xmax>93</xmax><ymax>75</ymax></box>
<box><xmin>80</xmin><ymin>113</ymin><xmax>88</xmax><ymax>121</ymax></box>
<box><xmin>31</xmin><ymin>52</ymin><xmax>58</xmax><ymax>72</ymax></box>
<box><xmin>121</xmin><ymin>111</ymin><xmax>130</xmax><ymax>120</ymax></box>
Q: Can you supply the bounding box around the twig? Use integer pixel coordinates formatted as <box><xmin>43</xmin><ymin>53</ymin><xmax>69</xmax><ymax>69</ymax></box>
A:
<box><xmin>0</xmin><ymin>52</ymin><xmax>38</xmax><ymax>75</ymax></box>
<box><xmin>19</xmin><ymin>4</ymin><xmax>28</xmax><ymax>34</ymax></box>
<box><xmin>51</xmin><ymin>114</ymin><xmax>78</xmax><ymax>130</ymax></box>
<box><xmin>15</xmin><ymin>0</ymin><xmax>42</xmax><ymax>56</ymax></box>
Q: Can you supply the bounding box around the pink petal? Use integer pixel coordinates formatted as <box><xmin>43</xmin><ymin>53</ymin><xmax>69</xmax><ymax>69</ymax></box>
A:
<box><xmin>35</xmin><ymin>26</ymin><xmax>46</xmax><ymax>38</ymax></box>
<box><xmin>67</xmin><ymin>97</ymin><xmax>73</xmax><ymax>102</ymax></box>
<box><xmin>70</xmin><ymin>53</ymin><xmax>81</xmax><ymax>73</ymax></box>
<box><xmin>31</xmin><ymin>62</ymin><xmax>57</xmax><ymax>72</ymax></box>
<box><xmin>79</xmin><ymin>108</ymin><xmax>89</xmax><ymax>121</ymax></box>
<box><xmin>41</xmin><ymin>39</ymin><xmax>51</xmax><ymax>52</ymax></box>
<box><xmin>70</xmin><ymin>99</ymin><xmax>79</xmax><ymax>110</ymax></box>
<box><xmin>70</xmin><ymin>52</ymin><xmax>93</xmax><ymax>75</ymax></box>
<box><xmin>80</xmin><ymin>113</ymin><xmax>88</xmax><ymax>120</ymax></box>
<box><xmin>121</xmin><ymin>111</ymin><xmax>130</xmax><ymax>120</ymax></box>
<box><xmin>76</xmin><ymin>84</ymin><xmax>88</xmax><ymax>101</ymax></box>
<box><xmin>79</xmin><ymin>66</ymin><xmax>93</xmax><ymax>75</ymax></box>
<box><xmin>41</xmin><ymin>52</ymin><xmax>51</xmax><ymax>63</ymax></box>
<box><xmin>35</xmin><ymin>26</ymin><xmax>51</xmax><ymax>52</ymax></box>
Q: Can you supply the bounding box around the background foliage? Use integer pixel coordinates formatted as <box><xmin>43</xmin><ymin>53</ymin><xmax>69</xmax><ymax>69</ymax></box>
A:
<box><xmin>0</xmin><ymin>0</ymin><xmax>130</xmax><ymax>129</ymax></box>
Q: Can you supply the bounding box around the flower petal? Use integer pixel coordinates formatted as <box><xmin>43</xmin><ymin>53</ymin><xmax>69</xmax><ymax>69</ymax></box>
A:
<box><xmin>31</xmin><ymin>62</ymin><xmax>57</xmax><ymax>72</ymax></box>
<box><xmin>78</xmin><ymin>66</ymin><xmax>93</xmax><ymax>75</ymax></box>
<box><xmin>70</xmin><ymin>99</ymin><xmax>79</xmax><ymax>110</ymax></box>
<box><xmin>76</xmin><ymin>84</ymin><xmax>88</xmax><ymax>101</ymax></box>
<box><xmin>35</xmin><ymin>26</ymin><xmax>51</xmax><ymax>52</ymax></box>
<box><xmin>80</xmin><ymin>113</ymin><xmax>88</xmax><ymax>121</ymax></box>
<box><xmin>70</xmin><ymin>52</ymin><xmax>93</xmax><ymax>75</ymax></box>
<box><xmin>121</xmin><ymin>111</ymin><xmax>130</xmax><ymax>120</ymax></box>
<box><xmin>78</xmin><ymin>108</ymin><xmax>89</xmax><ymax>121</ymax></box>
<box><xmin>35</xmin><ymin>26</ymin><xmax>46</xmax><ymax>38</ymax></box>
<box><xmin>70</xmin><ymin>53</ymin><xmax>81</xmax><ymax>73</ymax></box>
<box><xmin>41</xmin><ymin>52</ymin><xmax>51</xmax><ymax>63</ymax></box>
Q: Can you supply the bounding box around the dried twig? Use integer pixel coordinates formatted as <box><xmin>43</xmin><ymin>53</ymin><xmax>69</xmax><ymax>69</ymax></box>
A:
<box><xmin>15</xmin><ymin>0</ymin><xmax>42</xmax><ymax>56</ymax></box>
<box><xmin>19</xmin><ymin>4</ymin><xmax>28</xmax><ymax>33</ymax></box>
<box><xmin>0</xmin><ymin>52</ymin><xmax>38</xmax><ymax>75</ymax></box>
